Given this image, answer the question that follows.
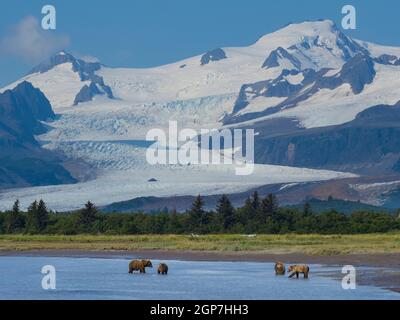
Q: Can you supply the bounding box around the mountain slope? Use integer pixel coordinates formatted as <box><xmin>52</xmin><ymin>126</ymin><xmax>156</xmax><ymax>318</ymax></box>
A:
<box><xmin>0</xmin><ymin>82</ymin><xmax>76</xmax><ymax>188</ymax></box>
<box><xmin>226</xmin><ymin>52</ymin><xmax>378</xmax><ymax>125</ymax></box>
<box><xmin>250</xmin><ymin>102</ymin><xmax>400</xmax><ymax>174</ymax></box>
<box><xmin>0</xmin><ymin>81</ymin><xmax>55</xmax><ymax>141</ymax></box>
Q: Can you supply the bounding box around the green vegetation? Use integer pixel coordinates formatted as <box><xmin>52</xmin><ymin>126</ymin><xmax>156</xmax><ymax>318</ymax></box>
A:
<box><xmin>288</xmin><ymin>197</ymin><xmax>389</xmax><ymax>214</ymax></box>
<box><xmin>0</xmin><ymin>192</ymin><xmax>399</xmax><ymax>236</ymax></box>
<box><xmin>1</xmin><ymin>234</ymin><xmax>400</xmax><ymax>255</ymax></box>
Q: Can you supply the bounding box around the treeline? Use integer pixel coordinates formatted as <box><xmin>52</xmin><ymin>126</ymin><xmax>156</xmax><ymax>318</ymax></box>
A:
<box><xmin>0</xmin><ymin>193</ymin><xmax>399</xmax><ymax>235</ymax></box>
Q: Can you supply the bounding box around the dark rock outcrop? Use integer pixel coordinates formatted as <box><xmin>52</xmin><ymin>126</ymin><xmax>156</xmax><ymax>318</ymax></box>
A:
<box><xmin>0</xmin><ymin>81</ymin><xmax>55</xmax><ymax>142</ymax></box>
<box><xmin>0</xmin><ymin>81</ymin><xmax>76</xmax><ymax>188</ymax></box>
<box><xmin>226</xmin><ymin>53</ymin><xmax>376</xmax><ymax>125</ymax></box>
<box><xmin>229</xmin><ymin>68</ymin><xmax>326</xmax><ymax>118</ymax></box>
<box><xmin>374</xmin><ymin>54</ymin><xmax>400</xmax><ymax>66</ymax></box>
<box><xmin>74</xmin><ymin>82</ymin><xmax>108</xmax><ymax>105</ymax></box>
<box><xmin>262</xmin><ymin>47</ymin><xmax>301</xmax><ymax>69</ymax></box>
<box><xmin>29</xmin><ymin>51</ymin><xmax>114</xmax><ymax>105</ymax></box>
<box><xmin>319</xmin><ymin>53</ymin><xmax>376</xmax><ymax>94</ymax></box>
<box><xmin>201</xmin><ymin>48</ymin><xmax>227</xmax><ymax>65</ymax></box>
<box><xmin>335</xmin><ymin>30</ymin><xmax>369</xmax><ymax>60</ymax></box>
<box><xmin>29</xmin><ymin>51</ymin><xmax>102</xmax><ymax>80</ymax></box>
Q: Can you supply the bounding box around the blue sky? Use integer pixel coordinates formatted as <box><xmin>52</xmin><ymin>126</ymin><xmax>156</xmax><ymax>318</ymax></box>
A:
<box><xmin>0</xmin><ymin>0</ymin><xmax>399</xmax><ymax>87</ymax></box>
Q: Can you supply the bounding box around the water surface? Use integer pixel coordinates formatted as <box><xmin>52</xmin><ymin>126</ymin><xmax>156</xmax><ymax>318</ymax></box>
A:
<box><xmin>0</xmin><ymin>257</ymin><xmax>398</xmax><ymax>300</ymax></box>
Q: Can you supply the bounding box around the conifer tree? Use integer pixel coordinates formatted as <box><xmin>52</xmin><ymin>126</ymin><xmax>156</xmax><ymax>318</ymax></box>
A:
<box><xmin>243</xmin><ymin>196</ymin><xmax>256</xmax><ymax>221</ymax></box>
<box><xmin>168</xmin><ymin>208</ymin><xmax>182</xmax><ymax>233</ymax></box>
<box><xmin>259</xmin><ymin>193</ymin><xmax>279</xmax><ymax>223</ymax></box>
<box><xmin>79</xmin><ymin>201</ymin><xmax>98</xmax><ymax>232</ymax></box>
<box><xmin>303</xmin><ymin>201</ymin><xmax>312</xmax><ymax>216</ymax></box>
<box><xmin>12</xmin><ymin>199</ymin><xmax>20</xmax><ymax>214</ymax></box>
<box><xmin>251</xmin><ymin>191</ymin><xmax>260</xmax><ymax>210</ymax></box>
<box><xmin>5</xmin><ymin>200</ymin><xmax>24</xmax><ymax>233</ymax></box>
<box><xmin>25</xmin><ymin>200</ymin><xmax>39</xmax><ymax>234</ymax></box>
<box><xmin>37</xmin><ymin>199</ymin><xmax>49</xmax><ymax>232</ymax></box>
<box><xmin>216</xmin><ymin>195</ymin><xmax>235</xmax><ymax>230</ymax></box>
<box><xmin>189</xmin><ymin>195</ymin><xmax>205</xmax><ymax>232</ymax></box>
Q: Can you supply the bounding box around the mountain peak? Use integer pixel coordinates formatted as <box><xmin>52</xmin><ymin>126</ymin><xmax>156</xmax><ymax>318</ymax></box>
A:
<box><xmin>28</xmin><ymin>50</ymin><xmax>105</xmax><ymax>76</ymax></box>
<box><xmin>256</xmin><ymin>19</ymin><xmax>337</xmax><ymax>45</ymax></box>
<box><xmin>282</xmin><ymin>19</ymin><xmax>337</xmax><ymax>31</ymax></box>
<box><xmin>26</xmin><ymin>50</ymin><xmax>114</xmax><ymax>106</ymax></box>
<box><xmin>28</xmin><ymin>50</ymin><xmax>80</xmax><ymax>75</ymax></box>
<box><xmin>55</xmin><ymin>50</ymin><xmax>69</xmax><ymax>56</ymax></box>
<box><xmin>254</xmin><ymin>19</ymin><xmax>367</xmax><ymax>71</ymax></box>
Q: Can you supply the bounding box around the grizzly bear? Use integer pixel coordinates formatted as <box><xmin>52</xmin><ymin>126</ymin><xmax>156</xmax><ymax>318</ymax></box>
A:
<box><xmin>275</xmin><ymin>262</ymin><xmax>286</xmax><ymax>275</ymax></box>
<box><xmin>157</xmin><ymin>263</ymin><xmax>169</xmax><ymax>275</ymax></box>
<box><xmin>128</xmin><ymin>259</ymin><xmax>153</xmax><ymax>274</ymax></box>
<box><xmin>288</xmin><ymin>265</ymin><xmax>310</xmax><ymax>279</ymax></box>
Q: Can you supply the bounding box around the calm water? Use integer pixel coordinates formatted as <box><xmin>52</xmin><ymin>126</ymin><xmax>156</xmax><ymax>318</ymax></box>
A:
<box><xmin>0</xmin><ymin>256</ymin><xmax>398</xmax><ymax>300</ymax></box>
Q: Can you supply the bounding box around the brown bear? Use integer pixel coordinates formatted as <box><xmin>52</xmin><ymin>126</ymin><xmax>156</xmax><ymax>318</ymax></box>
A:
<box><xmin>275</xmin><ymin>262</ymin><xmax>286</xmax><ymax>275</ymax></box>
<box><xmin>128</xmin><ymin>259</ymin><xmax>153</xmax><ymax>274</ymax></box>
<box><xmin>157</xmin><ymin>263</ymin><xmax>169</xmax><ymax>275</ymax></box>
<box><xmin>288</xmin><ymin>265</ymin><xmax>310</xmax><ymax>279</ymax></box>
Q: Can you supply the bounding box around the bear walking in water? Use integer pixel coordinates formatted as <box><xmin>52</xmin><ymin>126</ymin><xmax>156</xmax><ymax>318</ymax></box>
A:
<box><xmin>157</xmin><ymin>263</ymin><xmax>169</xmax><ymax>275</ymax></box>
<box><xmin>288</xmin><ymin>265</ymin><xmax>310</xmax><ymax>279</ymax></box>
<box><xmin>128</xmin><ymin>259</ymin><xmax>153</xmax><ymax>274</ymax></box>
<box><xmin>275</xmin><ymin>262</ymin><xmax>286</xmax><ymax>275</ymax></box>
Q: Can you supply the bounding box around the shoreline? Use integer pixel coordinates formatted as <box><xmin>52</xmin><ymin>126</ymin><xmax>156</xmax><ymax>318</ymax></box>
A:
<box><xmin>1</xmin><ymin>249</ymin><xmax>400</xmax><ymax>294</ymax></box>
<box><xmin>2</xmin><ymin>249</ymin><xmax>400</xmax><ymax>267</ymax></box>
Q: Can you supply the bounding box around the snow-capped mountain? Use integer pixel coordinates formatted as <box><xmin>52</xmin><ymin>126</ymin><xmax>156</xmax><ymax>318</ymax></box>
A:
<box><xmin>2</xmin><ymin>19</ymin><xmax>400</xmax><ymax>211</ymax></box>
<box><xmin>226</xmin><ymin>52</ymin><xmax>378</xmax><ymax>125</ymax></box>
<box><xmin>3</xmin><ymin>20</ymin><xmax>400</xmax><ymax>130</ymax></box>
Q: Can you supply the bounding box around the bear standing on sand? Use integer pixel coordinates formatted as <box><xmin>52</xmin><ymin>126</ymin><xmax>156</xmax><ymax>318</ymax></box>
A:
<box><xmin>157</xmin><ymin>263</ymin><xmax>169</xmax><ymax>275</ymax></box>
<box><xmin>275</xmin><ymin>262</ymin><xmax>286</xmax><ymax>275</ymax></box>
<box><xmin>288</xmin><ymin>265</ymin><xmax>310</xmax><ymax>279</ymax></box>
<box><xmin>128</xmin><ymin>259</ymin><xmax>153</xmax><ymax>274</ymax></box>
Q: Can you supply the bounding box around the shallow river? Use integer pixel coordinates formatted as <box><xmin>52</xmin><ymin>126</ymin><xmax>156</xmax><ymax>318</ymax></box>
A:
<box><xmin>0</xmin><ymin>256</ymin><xmax>398</xmax><ymax>300</ymax></box>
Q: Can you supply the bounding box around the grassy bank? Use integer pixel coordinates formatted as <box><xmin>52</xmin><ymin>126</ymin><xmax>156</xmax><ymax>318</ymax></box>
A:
<box><xmin>1</xmin><ymin>233</ymin><xmax>400</xmax><ymax>255</ymax></box>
